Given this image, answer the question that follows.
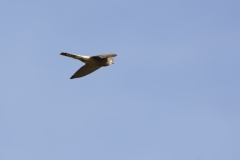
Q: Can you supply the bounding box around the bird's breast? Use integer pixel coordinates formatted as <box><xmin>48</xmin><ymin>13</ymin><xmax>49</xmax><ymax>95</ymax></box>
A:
<box><xmin>93</xmin><ymin>59</ymin><xmax>110</xmax><ymax>66</ymax></box>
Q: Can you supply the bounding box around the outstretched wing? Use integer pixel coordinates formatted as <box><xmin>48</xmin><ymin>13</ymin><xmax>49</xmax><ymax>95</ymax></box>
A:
<box><xmin>60</xmin><ymin>52</ymin><xmax>90</xmax><ymax>62</ymax></box>
<box><xmin>70</xmin><ymin>64</ymin><xmax>101</xmax><ymax>79</ymax></box>
<box><xmin>91</xmin><ymin>53</ymin><xmax>117</xmax><ymax>59</ymax></box>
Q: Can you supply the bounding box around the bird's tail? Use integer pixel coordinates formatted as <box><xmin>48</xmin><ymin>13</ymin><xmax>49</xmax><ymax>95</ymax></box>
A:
<box><xmin>60</xmin><ymin>52</ymin><xmax>90</xmax><ymax>62</ymax></box>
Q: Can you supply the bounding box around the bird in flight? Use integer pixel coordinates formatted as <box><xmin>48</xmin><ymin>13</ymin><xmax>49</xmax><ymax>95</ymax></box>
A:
<box><xmin>60</xmin><ymin>52</ymin><xmax>117</xmax><ymax>79</ymax></box>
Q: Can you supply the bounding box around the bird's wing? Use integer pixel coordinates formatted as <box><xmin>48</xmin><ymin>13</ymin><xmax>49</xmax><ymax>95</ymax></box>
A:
<box><xmin>60</xmin><ymin>52</ymin><xmax>90</xmax><ymax>62</ymax></box>
<box><xmin>70</xmin><ymin>64</ymin><xmax>101</xmax><ymax>79</ymax></box>
<box><xmin>91</xmin><ymin>53</ymin><xmax>117</xmax><ymax>59</ymax></box>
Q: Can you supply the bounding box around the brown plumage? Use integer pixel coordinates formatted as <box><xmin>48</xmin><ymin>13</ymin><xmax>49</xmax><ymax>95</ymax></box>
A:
<box><xmin>60</xmin><ymin>52</ymin><xmax>117</xmax><ymax>79</ymax></box>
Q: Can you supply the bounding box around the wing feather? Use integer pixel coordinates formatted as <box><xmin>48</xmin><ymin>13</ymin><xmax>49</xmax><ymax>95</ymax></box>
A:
<box><xmin>60</xmin><ymin>52</ymin><xmax>90</xmax><ymax>62</ymax></box>
<box><xmin>91</xmin><ymin>53</ymin><xmax>117</xmax><ymax>59</ymax></box>
<box><xmin>70</xmin><ymin>64</ymin><xmax>101</xmax><ymax>79</ymax></box>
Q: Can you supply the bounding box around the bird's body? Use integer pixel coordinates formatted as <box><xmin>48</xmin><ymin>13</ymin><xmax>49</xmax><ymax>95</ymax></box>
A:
<box><xmin>60</xmin><ymin>52</ymin><xmax>117</xmax><ymax>79</ymax></box>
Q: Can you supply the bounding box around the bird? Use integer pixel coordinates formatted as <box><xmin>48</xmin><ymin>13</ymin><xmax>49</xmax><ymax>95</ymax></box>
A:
<box><xmin>60</xmin><ymin>52</ymin><xmax>117</xmax><ymax>79</ymax></box>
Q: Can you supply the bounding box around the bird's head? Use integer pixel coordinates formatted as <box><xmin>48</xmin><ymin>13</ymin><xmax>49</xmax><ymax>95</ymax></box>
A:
<box><xmin>107</xmin><ymin>58</ymin><xmax>114</xmax><ymax>65</ymax></box>
<box><xmin>111</xmin><ymin>58</ymin><xmax>114</xmax><ymax>64</ymax></box>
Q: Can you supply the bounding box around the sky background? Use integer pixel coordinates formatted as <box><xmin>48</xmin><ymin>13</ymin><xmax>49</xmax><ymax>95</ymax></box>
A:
<box><xmin>1</xmin><ymin>0</ymin><xmax>240</xmax><ymax>159</ymax></box>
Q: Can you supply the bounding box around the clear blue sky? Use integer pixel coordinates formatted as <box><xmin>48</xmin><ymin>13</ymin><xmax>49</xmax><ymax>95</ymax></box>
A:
<box><xmin>1</xmin><ymin>0</ymin><xmax>240</xmax><ymax>159</ymax></box>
